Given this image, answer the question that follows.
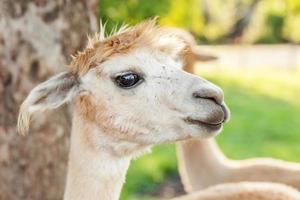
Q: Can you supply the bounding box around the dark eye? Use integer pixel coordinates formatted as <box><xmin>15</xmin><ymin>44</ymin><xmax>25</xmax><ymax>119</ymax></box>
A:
<box><xmin>115</xmin><ymin>73</ymin><xmax>142</xmax><ymax>88</ymax></box>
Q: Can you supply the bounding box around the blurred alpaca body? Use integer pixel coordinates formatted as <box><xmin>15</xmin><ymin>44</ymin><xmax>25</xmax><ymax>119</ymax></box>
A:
<box><xmin>177</xmin><ymin>139</ymin><xmax>300</xmax><ymax>192</ymax></box>
<box><xmin>173</xmin><ymin>182</ymin><xmax>300</xmax><ymax>200</ymax></box>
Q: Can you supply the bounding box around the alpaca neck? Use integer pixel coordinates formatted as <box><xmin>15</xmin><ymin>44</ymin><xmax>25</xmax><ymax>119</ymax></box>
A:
<box><xmin>177</xmin><ymin>139</ymin><xmax>230</xmax><ymax>191</ymax></box>
<box><xmin>64</xmin><ymin>114</ymin><xmax>134</xmax><ymax>200</ymax></box>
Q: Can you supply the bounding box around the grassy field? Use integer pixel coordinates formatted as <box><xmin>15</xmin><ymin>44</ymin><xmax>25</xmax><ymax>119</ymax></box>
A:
<box><xmin>121</xmin><ymin>66</ymin><xmax>300</xmax><ymax>200</ymax></box>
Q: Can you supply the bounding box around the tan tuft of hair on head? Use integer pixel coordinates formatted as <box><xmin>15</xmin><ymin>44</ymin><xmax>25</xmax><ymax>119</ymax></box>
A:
<box><xmin>69</xmin><ymin>18</ymin><xmax>164</xmax><ymax>76</ymax></box>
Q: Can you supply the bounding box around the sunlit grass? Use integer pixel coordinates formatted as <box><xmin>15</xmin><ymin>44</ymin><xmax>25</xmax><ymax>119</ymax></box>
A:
<box><xmin>122</xmin><ymin>66</ymin><xmax>300</xmax><ymax>200</ymax></box>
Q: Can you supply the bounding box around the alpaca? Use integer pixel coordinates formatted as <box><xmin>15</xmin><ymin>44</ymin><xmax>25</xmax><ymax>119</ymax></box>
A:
<box><xmin>17</xmin><ymin>20</ymin><xmax>300</xmax><ymax>200</ymax></box>
<box><xmin>18</xmin><ymin>19</ymin><xmax>229</xmax><ymax>200</ymax></box>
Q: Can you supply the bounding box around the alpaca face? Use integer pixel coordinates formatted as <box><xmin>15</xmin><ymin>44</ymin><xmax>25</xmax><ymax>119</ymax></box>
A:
<box><xmin>78</xmin><ymin>48</ymin><xmax>229</xmax><ymax>145</ymax></box>
<box><xmin>18</xmin><ymin>19</ymin><xmax>229</xmax><ymax>150</ymax></box>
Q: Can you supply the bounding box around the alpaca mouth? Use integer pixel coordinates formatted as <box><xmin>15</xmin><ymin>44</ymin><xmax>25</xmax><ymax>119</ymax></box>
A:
<box><xmin>184</xmin><ymin>117</ymin><xmax>223</xmax><ymax>131</ymax></box>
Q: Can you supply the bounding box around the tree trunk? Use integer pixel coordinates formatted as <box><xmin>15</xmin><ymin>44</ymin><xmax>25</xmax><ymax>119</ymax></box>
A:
<box><xmin>0</xmin><ymin>0</ymin><xmax>98</xmax><ymax>199</ymax></box>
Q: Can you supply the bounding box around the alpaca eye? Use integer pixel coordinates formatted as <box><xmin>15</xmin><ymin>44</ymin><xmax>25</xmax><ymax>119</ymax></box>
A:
<box><xmin>115</xmin><ymin>73</ymin><xmax>142</xmax><ymax>88</ymax></box>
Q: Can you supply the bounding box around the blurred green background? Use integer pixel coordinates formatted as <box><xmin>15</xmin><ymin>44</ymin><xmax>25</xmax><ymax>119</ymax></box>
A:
<box><xmin>99</xmin><ymin>0</ymin><xmax>300</xmax><ymax>199</ymax></box>
<box><xmin>100</xmin><ymin>0</ymin><xmax>300</xmax><ymax>44</ymax></box>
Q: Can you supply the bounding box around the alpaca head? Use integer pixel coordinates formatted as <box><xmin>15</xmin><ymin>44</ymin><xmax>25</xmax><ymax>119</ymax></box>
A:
<box><xmin>18</xmin><ymin>19</ymin><xmax>229</xmax><ymax>150</ymax></box>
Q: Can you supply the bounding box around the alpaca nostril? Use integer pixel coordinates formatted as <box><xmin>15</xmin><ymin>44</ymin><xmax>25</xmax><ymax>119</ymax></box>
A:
<box><xmin>192</xmin><ymin>90</ymin><xmax>223</xmax><ymax>105</ymax></box>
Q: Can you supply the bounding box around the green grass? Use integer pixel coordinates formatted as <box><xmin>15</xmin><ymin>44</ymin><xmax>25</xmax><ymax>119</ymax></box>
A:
<box><xmin>121</xmin><ymin>145</ymin><xmax>178</xmax><ymax>200</ymax></box>
<box><xmin>121</xmin><ymin>67</ymin><xmax>300</xmax><ymax>200</ymax></box>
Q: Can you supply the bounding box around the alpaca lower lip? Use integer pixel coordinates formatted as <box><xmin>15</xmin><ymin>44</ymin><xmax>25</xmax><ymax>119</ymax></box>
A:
<box><xmin>184</xmin><ymin>117</ymin><xmax>223</xmax><ymax>130</ymax></box>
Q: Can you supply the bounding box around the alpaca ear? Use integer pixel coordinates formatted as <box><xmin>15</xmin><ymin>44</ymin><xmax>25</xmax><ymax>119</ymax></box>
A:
<box><xmin>190</xmin><ymin>46</ymin><xmax>218</xmax><ymax>62</ymax></box>
<box><xmin>193</xmin><ymin>52</ymin><xmax>218</xmax><ymax>62</ymax></box>
<box><xmin>17</xmin><ymin>72</ymin><xmax>81</xmax><ymax>135</ymax></box>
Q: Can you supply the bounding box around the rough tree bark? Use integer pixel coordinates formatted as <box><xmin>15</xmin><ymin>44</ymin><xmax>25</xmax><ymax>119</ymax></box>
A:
<box><xmin>0</xmin><ymin>0</ymin><xmax>98</xmax><ymax>199</ymax></box>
